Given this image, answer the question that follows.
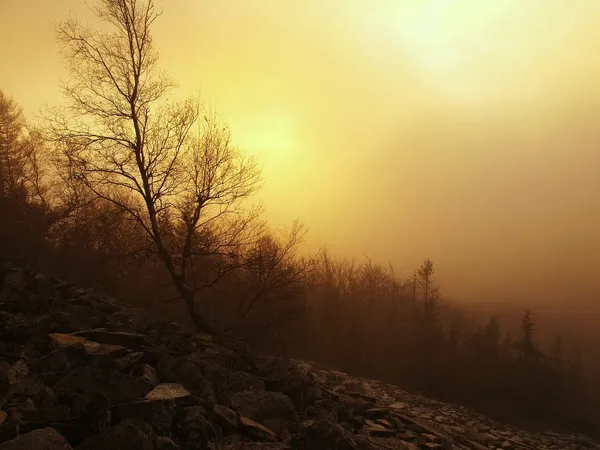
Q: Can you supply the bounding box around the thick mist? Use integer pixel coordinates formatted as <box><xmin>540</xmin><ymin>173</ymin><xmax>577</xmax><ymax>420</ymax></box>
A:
<box><xmin>1</xmin><ymin>0</ymin><xmax>600</xmax><ymax>305</ymax></box>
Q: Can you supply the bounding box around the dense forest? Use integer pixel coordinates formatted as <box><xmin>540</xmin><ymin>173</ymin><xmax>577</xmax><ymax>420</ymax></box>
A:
<box><xmin>1</xmin><ymin>0</ymin><xmax>598</xmax><ymax>439</ymax></box>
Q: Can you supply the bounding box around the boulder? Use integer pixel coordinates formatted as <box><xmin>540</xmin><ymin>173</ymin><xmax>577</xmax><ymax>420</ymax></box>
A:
<box><xmin>33</xmin><ymin>343</ymin><xmax>91</xmax><ymax>379</ymax></box>
<box><xmin>154</xmin><ymin>356</ymin><xmax>215</xmax><ymax>404</ymax></box>
<box><xmin>0</xmin><ymin>312</ymin><xmax>29</xmax><ymax>344</ymax></box>
<box><xmin>240</xmin><ymin>415</ymin><xmax>277</xmax><ymax>442</ymax></box>
<box><xmin>54</xmin><ymin>366</ymin><xmax>154</xmax><ymax>403</ymax></box>
<box><xmin>133</xmin><ymin>364</ymin><xmax>160</xmax><ymax>387</ymax></box>
<box><xmin>5</xmin><ymin>359</ymin><xmax>28</xmax><ymax>385</ymax></box>
<box><xmin>0</xmin><ymin>427</ymin><xmax>73</xmax><ymax>450</ymax></box>
<box><xmin>338</xmin><ymin>394</ymin><xmax>372</xmax><ymax>415</ymax></box>
<box><xmin>173</xmin><ymin>405</ymin><xmax>218</xmax><ymax>449</ymax></box>
<box><xmin>255</xmin><ymin>358</ymin><xmax>316</xmax><ymax>409</ymax></box>
<box><xmin>194</xmin><ymin>346</ymin><xmax>254</xmax><ymax>373</ymax></box>
<box><xmin>154</xmin><ymin>436</ymin><xmax>180</xmax><ymax>450</ymax></box>
<box><xmin>145</xmin><ymin>383</ymin><xmax>191</xmax><ymax>403</ymax></box>
<box><xmin>0</xmin><ymin>360</ymin><xmax>10</xmax><ymax>380</ymax></box>
<box><xmin>189</xmin><ymin>357</ymin><xmax>264</xmax><ymax>403</ymax></box>
<box><xmin>54</xmin><ymin>389</ymin><xmax>111</xmax><ymax>432</ymax></box>
<box><xmin>213</xmin><ymin>404</ymin><xmax>240</xmax><ymax>432</ymax></box>
<box><xmin>230</xmin><ymin>391</ymin><xmax>296</xmax><ymax>424</ymax></box>
<box><xmin>112</xmin><ymin>399</ymin><xmax>176</xmax><ymax>433</ymax></box>
<box><xmin>74</xmin><ymin>419</ymin><xmax>154</xmax><ymax>450</ymax></box>
<box><xmin>48</xmin><ymin>334</ymin><xmax>126</xmax><ymax>356</ymax></box>
<box><xmin>61</xmin><ymin>309</ymin><xmax>108</xmax><ymax>330</ymax></box>
<box><xmin>19</xmin><ymin>404</ymin><xmax>71</xmax><ymax>423</ymax></box>
<box><xmin>28</xmin><ymin>273</ymin><xmax>58</xmax><ymax>299</ymax></box>
<box><xmin>113</xmin><ymin>352</ymin><xmax>144</xmax><ymax>371</ymax></box>
<box><xmin>291</xmin><ymin>419</ymin><xmax>357</xmax><ymax>450</ymax></box>
<box><xmin>0</xmin><ymin>377</ymin><xmax>55</xmax><ymax>410</ymax></box>
<box><xmin>224</xmin><ymin>444</ymin><xmax>291</xmax><ymax>450</ymax></box>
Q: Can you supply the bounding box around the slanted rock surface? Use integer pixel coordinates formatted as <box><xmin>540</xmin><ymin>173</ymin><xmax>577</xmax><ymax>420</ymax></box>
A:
<box><xmin>0</xmin><ymin>262</ymin><xmax>599</xmax><ymax>449</ymax></box>
<box><xmin>0</xmin><ymin>427</ymin><xmax>73</xmax><ymax>450</ymax></box>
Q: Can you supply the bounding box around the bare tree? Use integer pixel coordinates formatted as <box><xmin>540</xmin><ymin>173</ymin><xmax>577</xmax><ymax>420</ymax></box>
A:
<box><xmin>238</xmin><ymin>221</ymin><xmax>310</xmax><ymax>318</ymax></box>
<box><xmin>45</xmin><ymin>0</ymin><xmax>262</xmax><ymax>332</ymax></box>
<box><xmin>0</xmin><ymin>91</ymin><xmax>27</xmax><ymax>204</ymax></box>
<box><xmin>417</xmin><ymin>258</ymin><xmax>438</xmax><ymax>320</ymax></box>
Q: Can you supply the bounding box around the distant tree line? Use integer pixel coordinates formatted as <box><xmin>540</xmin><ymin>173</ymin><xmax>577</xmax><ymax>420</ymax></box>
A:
<box><xmin>1</xmin><ymin>0</ymin><xmax>598</xmax><ymax>437</ymax></box>
<box><xmin>283</xmin><ymin>254</ymin><xmax>594</xmax><ymax>434</ymax></box>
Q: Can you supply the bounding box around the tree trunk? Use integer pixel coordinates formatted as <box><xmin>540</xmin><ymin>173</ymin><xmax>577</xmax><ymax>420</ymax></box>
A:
<box><xmin>155</xmin><ymin>245</ymin><xmax>215</xmax><ymax>334</ymax></box>
<box><xmin>172</xmin><ymin>274</ymin><xmax>215</xmax><ymax>334</ymax></box>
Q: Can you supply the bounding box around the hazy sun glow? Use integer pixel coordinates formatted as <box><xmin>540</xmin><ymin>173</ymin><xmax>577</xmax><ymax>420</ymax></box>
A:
<box><xmin>1</xmin><ymin>0</ymin><xmax>600</xmax><ymax>305</ymax></box>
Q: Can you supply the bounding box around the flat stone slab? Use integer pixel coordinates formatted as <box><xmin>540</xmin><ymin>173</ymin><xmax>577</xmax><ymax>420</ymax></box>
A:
<box><xmin>365</xmin><ymin>419</ymin><xmax>397</xmax><ymax>437</ymax></box>
<box><xmin>240</xmin><ymin>415</ymin><xmax>277</xmax><ymax>442</ymax></box>
<box><xmin>145</xmin><ymin>383</ymin><xmax>191</xmax><ymax>401</ymax></box>
<box><xmin>71</xmin><ymin>330</ymin><xmax>152</xmax><ymax>349</ymax></box>
<box><xmin>49</xmin><ymin>333</ymin><xmax>125</xmax><ymax>355</ymax></box>
<box><xmin>389</xmin><ymin>402</ymin><xmax>407</xmax><ymax>410</ymax></box>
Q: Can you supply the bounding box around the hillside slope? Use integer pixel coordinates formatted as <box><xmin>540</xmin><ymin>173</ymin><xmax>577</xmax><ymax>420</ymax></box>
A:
<box><xmin>0</xmin><ymin>263</ymin><xmax>597</xmax><ymax>450</ymax></box>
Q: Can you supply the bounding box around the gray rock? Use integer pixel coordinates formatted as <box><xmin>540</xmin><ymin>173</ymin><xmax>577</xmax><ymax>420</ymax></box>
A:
<box><xmin>230</xmin><ymin>390</ymin><xmax>296</xmax><ymax>423</ymax></box>
<box><xmin>34</xmin><ymin>342</ymin><xmax>91</xmax><ymax>378</ymax></box>
<box><xmin>54</xmin><ymin>366</ymin><xmax>153</xmax><ymax>403</ymax></box>
<box><xmin>224</xmin><ymin>444</ymin><xmax>291</xmax><ymax>450</ymax></box>
<box><xmin>113</xmin><ymin>352</ymin><xmax>144</xmax><ymax>371</ymax></box>
<box><xmin>5</xmin><ymin>359</ymin><xmax>28</xmax><ymax>385</ymax></box>
<box><xmin>55</xmin><ymin>389</ymin><xmax>111</xmax><ymax>429</ymax></box>
<box><xmin>292</xmin><ymin>419</ymin><xmax>357</xmax><ymax>450</ymax></box>
<box><xmin>173</xmin><ymin>405</ymin><xmax>218</xmax><ymax>448</ymax></box>
<box><xmin>20</xmin><ymin>404</ymin><xmax>71</xmax><ymax>423</ymax></box>
<box><xmin>0</xmin><ymin>360</ymin><xmax>11</xmax><ymax>380</ymax></box>
<box><xmin>145</xmin><ymin>383</ymin><xmax>191</xmax><ymax>402</ymax></box>
<box><xmin>75</xmin><ymin>419</ymin><xmax>154</xmax><ymax>450</ymax></box>
<box><xmin>49</xmin><ymin>333</ymin><xmax>126</xmax><ymax>356</ymax></box>
<box><xmin>240</xmin><ymin>415</ymin><xmax>277</xmax><ymax>442</ymax></box>
<box><xmin>255</xmin><ymin>358</ymin><xmax>316</xmax><ymax>409</ymax></box>
<box><xmin>1</xmin><ymin>378</ymin><xmax>55</xmax><ymax>410</ymax></box>
<box><xmin>155</xmin><ymin>355</ymin><xmax>215</xmax><ymax>403</ymax></box>
<box><xmin>338</xmin><ymin>393</ymin><xmax>372</xmax><ymax>415</ymax></box>
<box><xmin>192</xmin><ymin>358</ymin><xmax>264</xmax><ymax>403</ymax></box>
<box><xmin>112</xmin><ymin>399</ymin><xmax>176</xmax><ymax>433</ymax></box>
<box><xmin>154</xmin><ymin>436</ymin><xmax>180</xmax><ymax>450</ymax></box>
<box><xmin>1</xmin><ymin>265</ymin><xmax>598</xmax><ymax>450</ymax></box>
<box><xmin>133</xmin><ymin>363</ymin><xmax>160</xmax><ymax>387</ymax></box>
<box><xmin>364</xmin><ymin>419</ymin><xmax>396</xmax><ymax>437</ymax></box>
<box><xmin>0</xmin><ymin>427</ymin><xmax>73</xmax><ymax>450</ymax></box>
<box><xmin>213</xmin><ymin>404</ymin><xmax>240</xmax><ymax>432</ymax></box>
<box><xmin>71</xmin><ymin>330</ymin><xmax>153</xmax><ymax>350</ymax></box>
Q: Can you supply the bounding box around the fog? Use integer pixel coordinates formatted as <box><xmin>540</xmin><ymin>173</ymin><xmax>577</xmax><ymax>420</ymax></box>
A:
<box><xmin>1</xmin><ymin>0</ymin><xmax>600</xmax><ymax>306</ymax></box>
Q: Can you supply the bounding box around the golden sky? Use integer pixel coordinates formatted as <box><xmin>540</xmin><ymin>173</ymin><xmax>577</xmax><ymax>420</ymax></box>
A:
<box><xmin>1</xmin><ymin>0</ymin><xmax>600</xmax><ymax>305</ymax></box>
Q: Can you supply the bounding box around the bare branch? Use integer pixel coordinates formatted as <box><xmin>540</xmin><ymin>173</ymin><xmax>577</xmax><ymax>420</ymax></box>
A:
<box><xmin>49</xmin><ymin>0</ymin><xmax>264</xmax><ymax>333</ymax></box>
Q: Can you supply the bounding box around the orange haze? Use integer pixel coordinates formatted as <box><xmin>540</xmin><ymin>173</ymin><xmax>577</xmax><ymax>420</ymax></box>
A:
<box><xmin>1</xmin><ymin>0</ymin><xmax>600</xmax><ymax>306</ymax></box>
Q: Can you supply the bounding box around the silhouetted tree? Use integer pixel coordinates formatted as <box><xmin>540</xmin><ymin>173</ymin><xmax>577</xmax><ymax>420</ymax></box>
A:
<box><xmin>0</xmin><ymin>91</ymin><xmax>55</xmax><ymax>264</ymax></box>
<box><xmin>47</xmin><ymin>0</ymin><xmax>263</xmax><ymax>332</ymax></box>
<box><xmin>226</xmin><ymin>221</ymin><xmax>311</xmax><ymax>337</ymax></box>
<box><xmin>516</xmin><ymin>309</ymin><xmax>540</xmax><ymax>361</ymax></box>
<box><xmin>550</xmin><ymin>337</ymin><xmax>565</xmax><ymax>371</ymax></box>
<box><xmin>417</xmin><ymin>259</ymin><xmax>436</xmax><ymax>320</ymax></box>
<box><xmin>0</xmin><ymin>91</ymin><xmax>26</xmax><ymax>203</ymax></box>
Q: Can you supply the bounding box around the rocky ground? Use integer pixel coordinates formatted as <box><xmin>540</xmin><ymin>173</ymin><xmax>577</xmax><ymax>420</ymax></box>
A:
<box><xmin>0</xmin><ymin>263</ymin><xmax>598</xmax><ymax>449</ymax></box>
